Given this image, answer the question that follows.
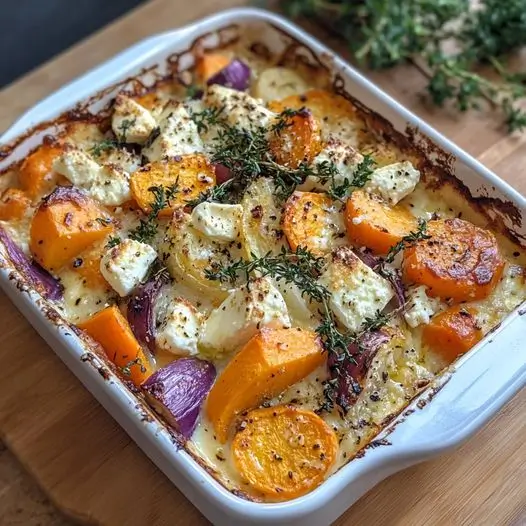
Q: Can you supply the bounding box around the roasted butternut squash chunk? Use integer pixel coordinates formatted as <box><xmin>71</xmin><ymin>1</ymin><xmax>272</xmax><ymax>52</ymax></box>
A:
<box><xmin>269</xmin><ymin>109</ymin><xmax>322</xmax><ymax>169</ymax></box>
<box><xmin>206</xmin><ymin>327</ymin><xmax>325</xmax><ymax>443</ymax></box>
<box><xmin>78</xmin><ymin>305</ymin><xmax>153</xmax><ymax>386</ymax></box>
<box><xmin>403</xmin><ymin>218</ymin><xmax>504</xmax><ymax>302</ymax></box>
<box><xmin>422</xmin><ymin>306</ymin><xmax>483</xmax><ymax>364</ymax></box>
<box><xmin>282</xmin><ymin>191</ymin><xmax>347</xmax><ymax>255</ymax></box>
<box><xmin>30</xmin><ymin>187</ymin><xmax>114</xmax><ymax>272</ymax></box>
<box><xmin>19</xmin><ymin>144</ymin><xmax>63</xmax><ymax>198</ymax></box>
<box><xmin>196</xmin><ymin>53</ymin><xmax>232</xmax><ymax>83</ymax></box>
<box><xmin>0</xmin><ymin>188</ymin><xmax>31</xmax><ymax>220</ymax></box>
<box><xmin>345</xmin><ymin>189</ymin><xmax>417</xmax><ymax>255</ymax></box>
<box><xmin>130</xmin><ymin>154</ymin><xmax>215</xmax><ymax>216</ymax></box>
<box><xmin>232</xmin><ymin>405</ymin><xmax>338</xmax><ymax>500</ymax></box>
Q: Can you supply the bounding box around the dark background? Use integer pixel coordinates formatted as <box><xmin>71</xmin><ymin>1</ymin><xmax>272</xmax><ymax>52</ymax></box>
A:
<box><xmin>0</xmin><ymin>0</ymin><xmax>146</xmax><ymax>88</ymax></box>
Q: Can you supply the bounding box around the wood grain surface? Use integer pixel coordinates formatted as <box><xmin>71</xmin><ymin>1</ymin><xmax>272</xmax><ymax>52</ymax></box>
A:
<box><xmin>0</xmin><ymin>1</ymin><xmax>525</xmax><ymax>525</ymax></box>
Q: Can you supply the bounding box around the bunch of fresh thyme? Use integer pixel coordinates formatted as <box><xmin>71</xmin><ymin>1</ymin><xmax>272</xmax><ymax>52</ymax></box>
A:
<box><xmin>282</xmin><ymin>0</ymin><xmax>526</xmax><ymax>132</ymax></box>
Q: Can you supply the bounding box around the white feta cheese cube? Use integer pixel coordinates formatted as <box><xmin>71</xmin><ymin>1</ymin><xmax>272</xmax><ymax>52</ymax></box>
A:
<box><xmin>199</xmin><ymin>277</ymin><xmax>291</xmax><ymax>354</ymax></box>
<box><xmin>100</xmin><ymin>239</ymin><xmax>157</xmax><ymax>297</ymax></box>
<box><xmin>204</xmin><ymin>84</ymin><xmax>276</xmax><ymax>133</ymax></box>
<box><xmin>365</xmin><ymin>161</ymin><xmax>420</xmax><ymax>205</ymax></box>
<box><xmin>191</xmin><ymin>202</ymin><xmax>243</xmax><ymax>242</ymax></box>
<box><xmin>156</xmin><ymin>299</ymin><xmax>202</xmax><ymax>356</ymax></box>
<box><xmin>318</xmin><ymin>247</ymin><xmax>394</xmax><ymax>332</ymax></box>
<box><xmin>112</xmin><ymin>94</ymin><xmax>157</xmax><ymax>144</ymax></box>
<box><xmin>143</xmin><ymin>101</ymin><xmax>203</xmax><ymax>161</ymax></box>
<box><xmin>300</xmin><ymin>138</ymin><xmax>364</xmax><ymax>193</ymax></box>
<box><xmin>53</xmin><ymin>149</ymin><xmax>131</xmax><ymax>206</ymax></box>
<box><xmin>404</xmin><ymin>285</ymin><xmax>445</xmax><ymax>328</ymax></box>
<box><xmin>53</xmin><ymin>149</ymin><xmax>101</xmax><ymax>186</ymax></box>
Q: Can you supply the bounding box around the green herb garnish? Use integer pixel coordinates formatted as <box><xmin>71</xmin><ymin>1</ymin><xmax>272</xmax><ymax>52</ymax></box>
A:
<box><xmin>128</xmin><ymin>182</ymin><xmax>179</xmax><ymax>243</ymax></box>
<box><xmin>384</xmin><ymin>218</ymin><xmax>430</xmax><ymax>263</ymax></box>
<box><xmin>90</xmin><ymin>139</ymin><xmax>119</xmax><ymax>157</ymax></box>
<box><xmin>205</xmin><ymin>246</ymin><xmax>393</xmax><ymax>413</ymax></box>
<box><xmin>106</xmin><ymin>236</ymin><xmax>121</xmax><ymax>249</ymax></box>
<box><xmin>283</xmin><ymin>0</ymin><xmax>526</xmax><ymax>132</ymax></box>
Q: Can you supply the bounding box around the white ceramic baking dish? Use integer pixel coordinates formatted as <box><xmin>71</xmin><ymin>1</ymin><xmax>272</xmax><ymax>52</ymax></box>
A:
<box><xmin>0</xmin><ymin>8</ymin><xmax>525</xmax><ymax>526</ymax></box>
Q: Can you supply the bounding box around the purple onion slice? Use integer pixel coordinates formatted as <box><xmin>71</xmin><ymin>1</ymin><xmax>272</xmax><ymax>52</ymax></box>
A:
<box><xmin>380</xmin><ymin>267</ymin><xmax>406</xmax><ymax>309</ymax></box>
<box><xmin>207</xmin><ymin>59</ymin><xmax>251</xmax><ymax>91</ymax></box>
<box><xmin>213</xmin><ymin>163</ymin><xmax>233</xmax><ymax>185</ymax></box>
<box><xmin>354</xmin><ymin>248</ymin><xmax>379</xmax><ymax>269</ymax></box>
<box><xmin>127</xmin><ymin>271</ymin><xmax>169</xmax><ymax>354</ymax></box>
<box><xmin>0</xmin><ymin>227</ymin><xmax>62</xmax><ymax>301</ymax></box>
<box><xmin>327</xmin><ymin>330</ymin><xmax>389</xmax><ymax>413</ymax></box>
<box><xmin>142</xmin><ymin>357</ymin><xmax>216</xmax><ymax>439</ymax></box>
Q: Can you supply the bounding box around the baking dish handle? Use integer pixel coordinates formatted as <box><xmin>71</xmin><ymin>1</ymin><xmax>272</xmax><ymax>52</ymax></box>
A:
<box><xmin>386</xmin><ymin>308</ymin><xmax>526</xmax><ymax>457</ymax></box>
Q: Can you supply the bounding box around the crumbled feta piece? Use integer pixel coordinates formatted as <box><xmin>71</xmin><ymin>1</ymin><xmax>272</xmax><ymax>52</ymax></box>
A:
<box><xmin>143</xmin><ymin>101</ymin><xmax>203</xmax><ymax>161</ymax></box>
<box><xmin>191</xmin><ymin>202</ymin><xmax>243</xmax><ymax>242</ymax></box>
<box><xmin>111</xmin><ymin>94</ymin><xmax>157</xmax><ymax>144</ymax></box>
<box><xmin>204</xmin><ymin>84</ymin><xmax>276</xmax><ymax>133</ymax></box>
<box><xmin>199</xmin><ymin>277</ymin><xmax>291</xmax><ymax>353</ymax></box>
<box><xmin>100</xmin><ymin>239</ymin><xmax>157</xmax><ymax>297</ymax></box>
<box><xmin>53</xmin><ymin>149</ymin><xmax>131</xmax><ymax>206</ymax></box>
<box><xmin>365</xmin><ymin>161</ymin><xmax>420</xmax><ymax>205</ymax></box>
<box><xmin>300</xmin><ymin>138</ymin><xmax>364</xmax><ymax>193</ymax></box>
<box><xmin>318</xmin><ymin>247</ymin><xmax>394</xmax><ymax>332</ymax></box>
<box><xmin>156</xmin><ymin>299</ymin><xmax>202</xmax><ymax>356</ymax></box>
<box><xmin>403</xmin><ymin>285</ymin><xmax>445</xmax><ymax>328</ymax></box>
<box><xmin>101</xmin><ymin>147</ymin><xmax>141</xmax><ymax>174</ymax></box>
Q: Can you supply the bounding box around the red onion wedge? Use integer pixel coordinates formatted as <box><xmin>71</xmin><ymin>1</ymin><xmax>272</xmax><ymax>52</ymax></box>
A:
<box><xmin>0</xmin><ymin>227</ymin><xmax>62</xmax><ymax>301</ymax></box>
<box><xmin>379</xmin><ymin>267</ymin><xmax>406</xmax><ymax>309</ymax></box>
<box><xmin>207</xmin><ymin>59</ymin><xmax>251</xmax><ymax>91</ymax></box>
<box><xmin>142</xmin><ymin>357</ymin><xmax>216</xmax><ymax>439</ymax></box>
<box><xmin>127</xmin><ymin>271</ymin><xmax>169</xmax><ymax>354</ymax></box>
<box><xmin>213</xmin><ymin>163</ymin><xmax>233</xmax><ymax>185</ymax></box>
<box><xmin>327</xmin><ymin>330</ymin><xmax>389</xmax><ymax>413</ymax></box>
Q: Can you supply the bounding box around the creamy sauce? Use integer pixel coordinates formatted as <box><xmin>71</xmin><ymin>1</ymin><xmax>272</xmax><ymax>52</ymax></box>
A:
<box><xmin>1</xmin><ymin>43</ymin><xmax>525</xmax><ymax>502</ymax></box>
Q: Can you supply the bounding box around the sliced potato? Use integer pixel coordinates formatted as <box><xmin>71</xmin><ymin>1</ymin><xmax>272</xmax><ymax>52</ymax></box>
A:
<box><xmin>130</xmin><ymin>154</ymin><xmax>215</xmax><ymax>216</ymax></box>
<box><xmin>254</xmin><ymin>67</ymin><xmax>310</xmax><ymax>101</ymax></box>
<box><xmin>282</xmin><ymin>191</ymin><xmax>348</xmax><ymax>255</ymax></box>
<box><xmin>163</xmin><ymin>209</ymin><xmax>244</xmax><ymax>303</ymax></box>
<box><xmin>274</xmin><ymin>280</ymin><xmax>320</xmax><ymax>330</ymax></box>
<box><xmin>241</xmin><ymin>178</ymin><xmax>286</xmax><ymax>258</ymax></box>
<box><xmin>269</xmin><ymin>109</ymin><xmax>322</xmax><ymax>169</ymax></box>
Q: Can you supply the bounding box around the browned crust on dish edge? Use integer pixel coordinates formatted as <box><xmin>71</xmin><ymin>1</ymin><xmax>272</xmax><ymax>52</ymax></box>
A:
<box><xmin>0</xmin><ymin>19</ymin><xmax>524</xmax><ymax>503</ymax></box>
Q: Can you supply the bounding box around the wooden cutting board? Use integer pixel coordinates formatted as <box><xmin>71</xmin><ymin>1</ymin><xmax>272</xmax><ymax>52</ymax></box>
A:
<box><xmin>0</xmin><ymin>1</ymin><xmax>525</xmax><ymax>524</ymax></box>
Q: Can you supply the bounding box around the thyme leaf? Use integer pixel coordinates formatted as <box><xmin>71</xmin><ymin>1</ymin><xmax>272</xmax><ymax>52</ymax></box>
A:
<box><xmin>384</xmin><ymin>218</ymin><xmax>430</xmax><ymax>263</ymax></box>
<box><xmin>128</xmin><ymin>182</ymin><xmax>179</xmax><ymax>243</ymax></box>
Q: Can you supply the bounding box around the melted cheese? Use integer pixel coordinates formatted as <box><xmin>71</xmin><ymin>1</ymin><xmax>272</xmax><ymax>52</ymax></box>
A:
<box><xmin>2</xmin><ymin>48</ymin><xmax>525</xmax><ymax>503</ymax></box>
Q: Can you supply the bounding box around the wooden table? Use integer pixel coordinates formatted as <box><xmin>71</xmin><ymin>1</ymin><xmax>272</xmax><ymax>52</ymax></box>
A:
<box><xmin>0</xmin><ymin>1</ymin><xmax>525</xmax><ymax>524</ymax></box>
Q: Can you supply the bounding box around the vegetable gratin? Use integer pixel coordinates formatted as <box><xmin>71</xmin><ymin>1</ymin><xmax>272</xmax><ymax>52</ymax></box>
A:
<box><xmin>1</xmin><ymin>43</ymin><xmax>525</xmax><ymax>503</ymax></box>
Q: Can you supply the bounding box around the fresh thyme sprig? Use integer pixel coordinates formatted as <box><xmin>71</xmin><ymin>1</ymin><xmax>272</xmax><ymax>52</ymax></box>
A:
<box><xmin>320</xmin><ymin>155</ymin><xmax>376</xmax><ymax>201</ymax></box>
<box><xmin>187</xmin><ymin>107</ymin><xmax>361</xmax><ymax>204</ymax></box>
<box><xmin>205</xmin><ymin>245</ymin><xmax>329</xmax><ymax>302</ymax></box>
<box><xmin>128</xmin><ymin>183</ymin><xmax>179</xmax><ymax>243</ymax></box>
<box><xmin>189</xmin><ymin>106</ymin><xmax>225</xmax><ymax>134</ymax></box>
<box><xmin>106</xmin><ymin>236</ymin><xmax>121</xmax><ymax>249</ymax></box>
<box><xmin>384</xmin><ymin>218</ymin><xmax>430</xmax><ymax>263</ymax></box>
<box><xmin>283</xmin><ymin>0</ymin><xmax>526</xmax><ymax>132</ymax></box>
<box><xmin>205</xmin><ymin>245</ymin><xmax>394</xmax><ymax>413</ymax></box>
<box><xmin>90</xmin><ymin>139</ymin><xmax>119</xmax><ymax>157</ymax></box>
<box><xmin>117</xmin><ymin>117</ymin><xmax>137</xmax><ymax>142</ymax></box>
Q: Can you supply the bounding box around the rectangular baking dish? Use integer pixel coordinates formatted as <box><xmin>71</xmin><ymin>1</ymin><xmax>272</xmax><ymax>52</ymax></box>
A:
<box><xmin>0</xmin><ymin>8</ymin><xmax>525</xmax><ymax>526</ymax></box>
